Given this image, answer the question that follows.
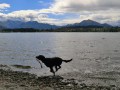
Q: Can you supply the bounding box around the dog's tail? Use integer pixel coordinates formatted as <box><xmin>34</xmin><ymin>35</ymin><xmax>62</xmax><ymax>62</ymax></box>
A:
<box><xmin>62</xmin><ymin>59</ymin><xmax>72</xmax><ymax>63</ymax></box>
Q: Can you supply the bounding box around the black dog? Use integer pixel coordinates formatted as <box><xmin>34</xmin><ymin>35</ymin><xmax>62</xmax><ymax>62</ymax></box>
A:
<box><xmin>36</xmin><ymin>55</ymin><xmax>72</xmax><ymax>76</ymax></box>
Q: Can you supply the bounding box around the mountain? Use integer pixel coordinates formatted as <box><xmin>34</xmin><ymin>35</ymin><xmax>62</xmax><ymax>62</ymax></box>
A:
<box><xmin>0</xmin><ymin>22</ymin><xmax>6</xmax><ymax>31</ymax></box>
<box><xmin>77</xmin><ymin>19</ymin><xmax>101</xmax><ymax>26</ymax></box>
<box><xmin>0</xmin><ymin>25</ymin><xmax>5</xmax><ymax>31</ymax></box>
<box><xmin>3</xmin><ymin>20</ymin><xmax>23</xmax><ymax>29</ymax></box>
<box><xmin>101</xmin><ymin>23</ymin><xmax>112</xmax><ymax>27</ymax></box>
<box><xmin>67</xmin><ymin>19</ymin><xmax>112</xmax><ymax>28</ymax></box>
<box><xmin>21</xmin><ymin>21</ymin><xmax>58</xmax><ymax>29</ymax></box>
<box><xmin>0</xmin><ymin>19</ymin><xmax>113</xmax><ymax>31</ymax></box>
<box><xmin>2</xmin><ymin>20</ymin><xmax>58</xmax><ymax>30</ymax></box>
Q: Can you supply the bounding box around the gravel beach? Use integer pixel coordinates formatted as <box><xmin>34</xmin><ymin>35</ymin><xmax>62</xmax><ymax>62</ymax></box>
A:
<box><xmin>0</xmin><ymin>67</ymin><xmax>120</xmax><ymax>90</ymax></box>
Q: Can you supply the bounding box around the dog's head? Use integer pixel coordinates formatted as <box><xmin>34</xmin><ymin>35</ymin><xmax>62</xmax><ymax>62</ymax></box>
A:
<box><xmin>36</xmin><ymin>55</ymin><xmax>45</xmax><ymax>61</ymax></box>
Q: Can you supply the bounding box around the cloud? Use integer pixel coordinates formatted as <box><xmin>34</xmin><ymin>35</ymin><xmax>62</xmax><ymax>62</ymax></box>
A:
<box><xmin>0</xmin><ymin>10</ymin><xmax>59</xmax><ymax>25</ymax></box>
<box><xmin>0</xmin><ymin>1</ymin><xmax>120</xmax><ymax>26</ymax></box>
<box><xmin>43</xmin><ymin>0</ymin><xmax>120</xmax><ymax>13</ymax></box>
<box><xmin>38</xmin><ymin>0</ymin><xmax>120</xmax><ymax>25</ymax></box>
<box><xmin>0</xmin><ymin>3</ymin><xmax>10</xmax><ymax>11</ymax></box>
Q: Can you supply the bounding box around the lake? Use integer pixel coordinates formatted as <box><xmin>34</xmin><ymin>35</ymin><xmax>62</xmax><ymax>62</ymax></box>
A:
<box><xmin>0</xmin><ymin>32</ymin><xmax>120</xmax><ymax>85</ymax></box>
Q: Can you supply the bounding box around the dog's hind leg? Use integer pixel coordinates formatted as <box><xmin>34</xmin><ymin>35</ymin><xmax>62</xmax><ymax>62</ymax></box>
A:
<box><xmin>55</xmin><ymin>66</ymin><xmax>58</xmax><ymax>72</ymax></box>
<box><xmin>50</xmin><ymin>67</ymin><xmax>55</xmax><ymax>76</ymax></box>
<box><xmin>55</xmin><ymin>65</ymin><xmax>61</xmax><ymax>72</ymax></box>
<box><xmin>58</xmin><ymin>65</ymin><xmax>61</xmax><ymax>69</ymax></box>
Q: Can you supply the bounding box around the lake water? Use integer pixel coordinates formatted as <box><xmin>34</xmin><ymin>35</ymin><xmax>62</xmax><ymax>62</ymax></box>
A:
<box><xmin>0</xmin><ymin>32</ymin><xmax>120</xmax><ymax>85</ymax></box>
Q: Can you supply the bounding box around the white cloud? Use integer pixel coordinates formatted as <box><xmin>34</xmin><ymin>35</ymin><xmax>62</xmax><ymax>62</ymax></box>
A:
<box><xmin>36</xmin><ymin>0</ymin><xmax>120</xmax><ymax>25</ymax></box>
<box><xmin>0</xmin><ymin>3</ymin><xmax>10</xmax><ymax>11</ymax></box>
<box><xmin>8</xmin><ymin>10</ymin><xmax>57</xmax><ymax>23</ymax></box>
<box><xmin>44</xmin><ymin>0</ymin><xmax>120</xmax><ymax>13</ymax></box>
<box><xmin>0</xmin><ymin>10</ymin><xmax>59</xmax><ymax>25</ymax></box>
<box><xmin>0</xmin><ymin>0</ymin><xmax>120</xmax><ymax>26</ymax></box>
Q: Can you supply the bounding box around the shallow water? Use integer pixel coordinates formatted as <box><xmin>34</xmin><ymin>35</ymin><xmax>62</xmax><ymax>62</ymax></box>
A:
<box><xmin>0</xmin><ymin>32</ymin><xmax>120</xmax><ymax>83</ymax></box>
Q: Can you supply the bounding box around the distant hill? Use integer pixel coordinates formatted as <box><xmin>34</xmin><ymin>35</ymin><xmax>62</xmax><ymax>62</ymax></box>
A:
<box><xmin>1</xmin><ymin>20</ymin><xmax>58</xmax><ymax>30</ymax></box>
<box><xmin>0</xmin><ymin>19</ymin><xmax>114</xmax><ymax>32</ymax></box>
<box><xmin>102</xmin><ymin>23</ymin><xmax>112</xmax><ymax>27</ymax></box>
<box><xmin>0</xmin><ymin>25</ymin><xmax>5</xmax><ymax>31</ymax></box>
<box><xmin>67</xmin><ymin>19</ymin><xmax>112</xmax><ymax>28</ymax></box>
<box><xmin>21</xmin><ymin>21</ymin><xmax>58</xmax><ymax>30</ymax></box>
<box><xmin>0</xmin><ymin>22</ymin><xmax>6</xmax><ymax>31</ymax></box>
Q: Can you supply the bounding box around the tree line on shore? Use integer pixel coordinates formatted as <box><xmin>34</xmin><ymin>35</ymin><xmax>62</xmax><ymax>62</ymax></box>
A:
<box><xmin>0</xmin><ymin>27</ymin><xmax>120</xmax><ymax>32</ymax></box>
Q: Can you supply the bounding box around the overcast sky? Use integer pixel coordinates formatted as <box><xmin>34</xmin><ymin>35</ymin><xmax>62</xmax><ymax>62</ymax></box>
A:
<box><xmin>0</xmin><ymin>0</ymin><xmax>120</xmax><ymax>26</ymax></box>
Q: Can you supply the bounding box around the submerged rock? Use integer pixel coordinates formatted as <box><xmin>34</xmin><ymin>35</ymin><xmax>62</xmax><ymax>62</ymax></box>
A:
<box><xmin>12</xmin><ymin>65</ymin><xmax>32</xmax><ymax>69</ymax></box>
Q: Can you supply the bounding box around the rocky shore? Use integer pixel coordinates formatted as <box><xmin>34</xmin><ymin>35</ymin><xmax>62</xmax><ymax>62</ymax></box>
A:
<box><xmin>0</xmin><ymin>68</ymin><xmax>119</xmax><ymax>90</ymax></box>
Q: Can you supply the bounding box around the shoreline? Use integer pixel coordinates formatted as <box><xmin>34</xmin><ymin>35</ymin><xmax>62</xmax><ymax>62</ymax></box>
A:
<box><xmin>0</xmin><ymin>69</ymin><xmax>80</xmax><ymax>90</ymax></box>
<box><xmin>0</xmin><ymin>68</ymin><xmax>119</xmax><ymax>90</ymax></box>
